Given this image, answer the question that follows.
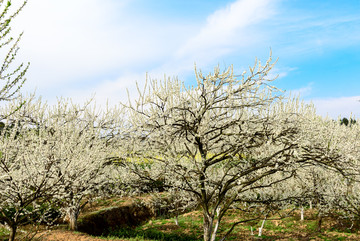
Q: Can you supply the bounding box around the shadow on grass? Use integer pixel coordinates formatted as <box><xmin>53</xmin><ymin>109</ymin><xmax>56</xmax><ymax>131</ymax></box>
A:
<box><xmin>105</xmin><ymin>227</ymin><xmax>201</xmax><ymax>241</ymax></box>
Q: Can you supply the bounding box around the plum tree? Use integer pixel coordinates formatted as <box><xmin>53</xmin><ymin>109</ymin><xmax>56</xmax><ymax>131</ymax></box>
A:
<box><xmin>0</xmin><ymin>95</ymin><xmax>123</xmax><ymax>240</ymax></box>
<box><xmin>0</xmin><ymin>96</ymin><xmax>63</xmax><ymax>241</ymax></box>
<box><xmin>300</xmin><ymin>118</ymin><xmax>360</xmax><ymax>230</ymax></box>
<box><xmin>120</xmin><ymin>54</ymin><xmax>344</xmax><ymax>241</ymax></box>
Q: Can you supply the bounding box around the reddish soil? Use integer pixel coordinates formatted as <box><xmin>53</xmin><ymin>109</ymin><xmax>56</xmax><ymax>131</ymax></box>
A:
<box><xmin>39</xmin><ymin>230</ymin><xmax>126</xmax><ymax>241</ymax></box>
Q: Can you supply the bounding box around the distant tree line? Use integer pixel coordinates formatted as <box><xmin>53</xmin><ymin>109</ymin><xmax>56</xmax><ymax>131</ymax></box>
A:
<box><xmin>340</xmin><ymin>117</ymin><xmax>356</xmax><ymax>126</ymax></box>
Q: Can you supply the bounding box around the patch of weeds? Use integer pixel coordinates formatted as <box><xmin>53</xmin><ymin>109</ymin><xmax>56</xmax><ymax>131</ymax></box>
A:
<box><xmin>0</xmin><ymin>225</ymin><xmax>9</xmax><ymax>241</ymax></box>
<box><xmin>305</xmin><ymin>220</ymin><xmax>319</xmax><ymax>232</ymax></box>
<box><xmin>264</xmin><ymin>223</ymin><xmax>285</xmax><ymax>233</ymax></box>
<box><xmin>180</xmin><ymin>216</ymin><xmax>201</xmax><ymax>227</ymax></box>
<box><xmin>315</xmin><ymin>233</ymin><xmax>349</xmax><ymax>241</ymax></box>
<box><xmin>91</xmin><ymin>197</ymin><xmax>126</xmax><ymax>209</ymax></box>
<box><xmin>92</xmin><ymin>199</ymin><xmax>112</xmax><ymax>207</ymax></box>
<box><xmin>329</xmin><ymin>226</ymin><xmax>354</xmax><ymax>234</ymax></box>
<box><xmin>114</xmin><ymin>200</ymin><xmax>125</xmax><ymax>205</ymax></box>
<box><xmin>316</xmin><ymin>234</ymin><xmax>331</xmax><ymax>240</ymax></box>
<box><xmin>257</xmin><ymin>234</ymin><xmax>281</xmax><ymax>240</ymax></box>
<box><xmin>0</xmin><ymin>226</ymin><xmax>9</xmax><ymax>234</ymax></box>
<box><xmin>284</xmin><ymin>221</ymin><xmax>296</xmax><ymax>228</ymax></box>
<box><xmin>334</xmin><ymin>236</ymin><xmax>349</xmax><ymax>241</ymax></box>
<box><xmin>160</xmin><ymin>220</ymin><xmax>169</xmax><ymax>225</ymax></box>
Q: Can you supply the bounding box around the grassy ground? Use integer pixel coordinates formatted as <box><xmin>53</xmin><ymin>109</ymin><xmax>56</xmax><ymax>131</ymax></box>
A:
<box><xmin>2</xmin><ymin>197</ymin><xmax>360</xmax><ymax>240</ymax></box>
<box><xmin>101</xmin><ymin>208</ymin><xmax>360</xmax><ymax>241</ymax></box>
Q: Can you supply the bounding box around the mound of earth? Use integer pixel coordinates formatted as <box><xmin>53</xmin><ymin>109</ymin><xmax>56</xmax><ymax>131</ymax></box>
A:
<box><xmin>78</xmin><ymin>202</ymin><xmax>153</xmax><ymax>236</ymax></box>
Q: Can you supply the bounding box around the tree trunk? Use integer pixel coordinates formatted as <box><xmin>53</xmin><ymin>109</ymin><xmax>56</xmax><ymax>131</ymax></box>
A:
<box><xmin>67</xmin><ymin>206</ymin><xmax>80</xmax><ymax>231</ymax></box>
<box><xmin>175</xmin><ymin>215</ymin><xmax>179</xmax><ymax>226</ymax></box>
<box><xmin>317</xmin><ymin>214</ymin><xmax>323</xmax><ymax>233</ymax></box>
<box><xmin>8</xmin><ymin>225</ymin><xmax>17</xmax><ymax>241</ymax></box>
<box><xmin>300</xmin><ymin>205</ymin><xmax>304</xmax><ymax>221</ymax></box>
<box><xmin>209</xmin><ymin>207</ymin><xmax>221</xmax><ymax>241</ymax></box>
<box><xmin>210</xmin><ymin>219</ymin><xmax>219</xmax><ymax>241</ymax></box>
<box><xmin>258</xmin><ymin>215</ymin><xmax>267</xmax><ymax>237</ymax></box>
<box><xmin>203</xmin><ymin>214</ymin><xmax>213</xmax><ymax>241</ymax></box>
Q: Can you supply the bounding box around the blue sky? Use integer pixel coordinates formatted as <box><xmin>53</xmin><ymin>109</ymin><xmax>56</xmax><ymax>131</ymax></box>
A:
<box><xmin>9</xmin><ymin>0</ymin><xmax>360</xmax><ymax>118</ymax></box>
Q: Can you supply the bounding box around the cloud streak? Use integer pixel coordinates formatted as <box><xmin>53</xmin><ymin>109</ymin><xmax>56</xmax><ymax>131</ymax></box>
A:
<box><xmin>310</xmin><ymin>96</ymin><xmax>360</xmax><ymax>119</ymax></box>
<box><xmin>289</xmin><ymin>82</ymin><xmax>314</xmax><ymax>98</ymax></box>
<box><xmin>175</xmin><ymin>0</ymin><xmax>276</xmax><ymax>63</ymax></box>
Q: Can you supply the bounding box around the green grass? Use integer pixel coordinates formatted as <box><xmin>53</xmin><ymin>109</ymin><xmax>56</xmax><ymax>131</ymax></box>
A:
<box><xmin>99</xmin><ymin>207</ymin><xmax>360</xmax><ymax>241</ymax></box>
<box><xmin>105</xmin><ymin>227</ymin><xmax>201</xmax><ymax>241</ymax></box>
<box><xmin>9</xmin><ymin>196</ymin><xmax>360</xmax><ymax>241</ymax></box>
<box><xmin>0</xmin><ymin>225</ymin><xmax>9</xmax><ymax>241</ymax></box>
<box><xmin>91</xmin><ymin>197</ymin><xmax>126</xmax><ymax>208</ymax></box>
<box><xmin>306</xmin><ymin>220</ymin><xmax>319</xmax><ymax>232</ymax></box>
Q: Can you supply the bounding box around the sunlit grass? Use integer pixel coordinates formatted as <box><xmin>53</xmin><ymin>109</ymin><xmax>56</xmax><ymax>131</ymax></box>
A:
<box><xmin>100</xmin><ymin>206</ymin><xmax>360</xmax><ymax>241</ymax></box>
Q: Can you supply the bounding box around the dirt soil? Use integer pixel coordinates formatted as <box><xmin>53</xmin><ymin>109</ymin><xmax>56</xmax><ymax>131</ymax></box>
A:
<box><xmin>39</xmin><ymin>230</ymin><xmax>126</xmax><ymax>241</ymax></box>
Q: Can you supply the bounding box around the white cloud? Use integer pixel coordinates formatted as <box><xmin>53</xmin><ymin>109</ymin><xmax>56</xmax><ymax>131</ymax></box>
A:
<box><xmin>310</xmin><ymin>96</ymin><xmax>360</xmax><ymax>119</ymax></box>
<box><xmin>146</xmin><ymin>0</ymin><xmax>279</xmax><ymax>87</ymax></box>
<box><xmin>11</xmin><ymin>0</ymin><xmax>195</xmax><ymax>96</ymax></box>
<box><xmin>288</xmin><ymin>82</ymin><xmax>313</xmax><ymax>98</ymax></box>
<box><xmin>55</xmin><ymin>0</ymin><xmax>280</xmax><ymax>108</ymax></box>
<box><xmin>174</xmin><ymin>0</ymin><xmax>276</xmax><ymax>64</ymax></box>
<box><xmin>65</xmin><ymin>72</ymin><xmax>146</xmax><ymax>107</ymax></box>
<box><xmin>267</xmin><ymin>66</ymin><xmax>298</xmax><ymax>82</ymax></box>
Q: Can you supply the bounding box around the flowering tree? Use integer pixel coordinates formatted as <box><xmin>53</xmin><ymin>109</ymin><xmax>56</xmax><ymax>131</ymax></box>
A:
<box><xmin>0</xmin><ymin>96</ymin><xmax>64</xmax><ymax>241</ymax></box>
<box><xmin>0</xmin><ymin>0</ymin><xmax>29</xmax><ymax>102</ymax></box>
<box><xmin>121</xmin><ymin>55</ymin><xmax>332</xmax><ymax>241</ymax></box>
<box><xmin>0</xmin><ymin>95</ymin><xmax>122</xmax><ymax>240</ymax></box>
<box><xmin>0</xmin><ymin>5</ymin><xmax>30</xmax><ymax>236</ymax></box>
<box><xmin>299</xmin><ymin>119</ymin><xmax>360</xmax><ymax>231</ymax></box>
<box><xmin>50</xmin><ymin>98</ymin><xmax>123</xmax><ymax>231</ymax></box>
